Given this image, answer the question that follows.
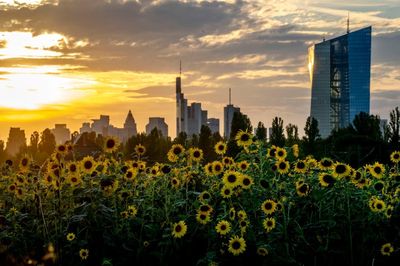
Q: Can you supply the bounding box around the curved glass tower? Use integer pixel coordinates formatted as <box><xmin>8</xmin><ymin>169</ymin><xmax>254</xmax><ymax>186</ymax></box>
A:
<box><xmin>309</xmin><ymin>26</ymin><xmax>371</xmax><ymax>138</ymax></box>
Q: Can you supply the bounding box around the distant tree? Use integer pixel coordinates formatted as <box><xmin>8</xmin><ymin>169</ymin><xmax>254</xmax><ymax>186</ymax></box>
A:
<box><xmin>352</xmin><ymin>112</ymin><xmax>381</xmax><ymax>140</ymax></box>
<box><xmin>227</xmin><ymin>111</ymin><xmax>252</xmax><ymax>157</ymax></box>
<box><xmin>198</xmin><ymin>125</ymin><xmax>216</xmax><ymax>162</ymax></box>
<box><xmin>230</xmin><ymin>111</ymin><xmax>252</xmax><ymax>140</ymax></box>
<box><xmin>175</xmin><ymin>132</ymin><xmax>188</xmax><ymax>146</ymax></box>
<box><xmin>28</xmin><ymin>131</ymin><xmax>39</xmax><ymax>157</ymax></box>
<box><xmin>270</xmin><ymin>117</ymin><xmax>285</xmax><ymax>147</ymax></box>
<box><xmin>0</xmin><ymin>140</ymin><xmax>7</xmax><ymax>163</ymax></box>
<box><xmin>38</xmin><ymin>129</ymin><xmax>56</xmax><ymax>155</ymax></box>
<box><xmin>286</xmin><ymin>123</ymin><xmax>299</xmax><ymax>146</ymax></box>
<box><xmin>304</xmin><ymin>116</ymin><xmax>320</xmax><ymax>143</ymax></box>
<box><xmin>190</xmin><ymin>134</ymin><xmax>199</xmax><ymax>147</ymax></box>
<box><xmin>255</xmin><ymin>121</ymin><xmax>267</xmax><ymax>141</ymax></box>
<box><xmin>388</xmin><ymin>107</ymin><xmax>400</xmax><ymax>149</ymax></box>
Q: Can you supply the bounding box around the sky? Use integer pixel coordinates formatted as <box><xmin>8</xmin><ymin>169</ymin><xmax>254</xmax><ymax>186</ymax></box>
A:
<box><xmin>0</xmin><ymin>0</ymin><xmax>400</xmax><ymax>142</ymax></box>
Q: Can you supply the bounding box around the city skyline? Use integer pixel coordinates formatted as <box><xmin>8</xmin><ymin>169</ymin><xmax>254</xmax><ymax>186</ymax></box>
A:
<box><xmin>1</xmin><ymin>0</ymin><xmax>400</xmax><ymax>141</ymax></box>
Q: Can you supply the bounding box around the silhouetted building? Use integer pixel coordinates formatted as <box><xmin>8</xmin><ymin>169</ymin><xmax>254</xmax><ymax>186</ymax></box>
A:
<box><xmin>175</xmin><ymin>64</ymin><xmax>216</xmax><ymax>137</ymax></box>
<box><xmin>207</xmin><ymin>118</ymin><xmax>220</xmax><ymax>134</ymax></box>
<box><xmin>309</xmin><ymin>26</ymin><xmax>371</xmax><ymax>138</ymax></box>
<box><xmin>51</xmin><ymin>124</ymin><xmax>71</xmax><ymax>144</ymax></box>
<box><xmin>6</xmin><ymin>128</ymin><xmax>26</xmax><ymax>156</ymax></box>
<box><xmin>79</xmin><ymin>111</ymin><xmax>138</xmax><ymax>143</ymax></box>
<box><xmin>146</xmin><ymin>117</ymin><xmax>168</xmax><ymax>137</ymax></box>
<box><xmin>224</xmin><ymin>104</ymin><xmax>240</xmax><ymax>138</ymax></box>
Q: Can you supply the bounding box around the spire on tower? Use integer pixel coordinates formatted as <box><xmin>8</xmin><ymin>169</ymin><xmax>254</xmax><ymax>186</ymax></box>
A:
<box><xmin>179</xmin><ymin>60</ymin><xmax>182</xmax><ymax>77</ymax></box>
<box><xmin>229</xmin><ymin>88</ymin><xmax>231</xmax><ymax>105</ymax></box>
<box><xmin>347</xmin><ymin>12</ymin><xmax>350</xmax><ymax>34</ymax></box>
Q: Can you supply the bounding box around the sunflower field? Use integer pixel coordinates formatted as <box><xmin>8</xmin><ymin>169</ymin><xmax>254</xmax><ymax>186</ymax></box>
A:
<box><xmin>0</xmin><ymin>131</ymin><xmax>399</xmax><ymax>265</ymax></box>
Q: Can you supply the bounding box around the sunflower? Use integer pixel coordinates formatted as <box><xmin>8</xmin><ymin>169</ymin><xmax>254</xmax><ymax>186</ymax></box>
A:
<box><xmin>199</xmin><ymin>204</ymin><xmax>213</xmax><ymax>214</ymax></box>
<box><xmin>66</xmin><ymin>175</ymin><xmax>82</xmax><ymax>187</ymax></box>
<box><xmin>215</xmin><ymin>141</ymin><xmax>227</xmax><ymax>155</ymax></box>
<box><xmin>294</xmin><ymin>160</ymin><xmax>308</xmax><ymax>173</ymax></box>
<box><xmin>56</xmin><ymin>144</ymin><xmax>68</xmax><ymax>155</ymax></box>
<box><xmin>352</xmin><ymin>170</ymin><xmax>364</xmax><ymax>184</ymax></box>
<box><xmin>275</xmin><ymin>147</ymin><xmax>287</xmax><ymax>160</ymax></box>
<box><xmin>369</xmin><ymin>198</ymin><xmax>386</xmax><ymax>212</ymax></box>
<box><xmin>79</xmin><ymin>249</ymin><xmax>89</xmax><ymax>260</ymax></box>
<box><xmin>221</xmin><ymin>186</ymin><xmax>233</xmax><ymax>198</ymax></box>
<box><xmin>380</xmin><ymin>243</ymin><xmax>394</xmax><ymax>256</ymax></box>
<box><xmin>276</xmin><ymin>160</ymin><xmax>290</xmax><ymax>175</ymax></box>
<box><xmin>319</xmin><ymin>158</ymin><xmax>334</xmax><ymax>170</ymax></box>
<box><xmin>212</xmin><ymin>161</ymin><xmax>224</xmax><ymax>175</ymax></box>
<box><xmin>171</xmin><ymin>177</ymin><xmax>180</xmax><ymax>189</ymax></box>
<box><xmin>239</xmin><ymin>220</ymin><xmax>249</xmax><ymax>233</ymax></box>
<box><xmin>261</xmin><ymin>199</ymin><xmax>277</xmax><ymax>215</ymax></box>
<box><xmin>390</xmin><ymin>151</ymin><xmax>400</xmax><ymax>163</ymax></box>
<box><xmin>135</xmin><ymin>144</ymin><xmax>146</xmax><ymax>156</ymax></box>
<box><xmin>369</xmin><ymin>162</ymin><xmax>385</xmax><ymax>179</ymax></box>
<box><xmin>188</xmin><ymin>147</ymin><xmax>203</xmax><ymax>162</ymax></box>
<box><xmin>127</xmin><ymin>205</ymin><xmax>138</xmax><ymax>218</ymax></box>
<box><xmin>19</xmin><ymin>156</ymin><xmax>30</xmax><ymax>173</ymax></box>
<box><xmin>7</xmin><ymin>183</ymin><xmax>17</xmax><ymax>193</ymax></box>
<box><xmin>263</xmin><ymin>217</ymin><xmax>276</xmax><ymax>232</ymax></box>
<box><xmin>222</xmin><ymin>157</ymin><xmax>234</xmax><ymax>166</ymax></box>
<box><xmin>237</xmin><ymin>210</ymin><xmax>247</xmax><ymax>221</ymax></box>
<box><xmin>81</xmin><ymin>156</ymin><xmax>96</xmax><ymax>174</ymax></box>
<box><xmin>240</xmin><ymin>175</ymin><xmax>253</xmax><ymax>189</ymax></box>
<box><xmin>235</xmin><ymin>130</ymin><xmax>253</xmax><ymax>147</ymax></box>
<box><xmin>196</xmin><ymin>212</ymin><xmax>211</xmax><ymax>225</ymax></box>
<box><xmin>296</xmin><ymin>183</ymin><xmax>310</xmax><ymax>197</ymax></box>
<box><xmin>171</xmin><ymin>144</ymin><xmax>185</xmax><ymax>156</ymax></box>
<box><xmin>222</xmin><ymin>171</ymin><xmax>242</xmax><ymax>188</ymax></box>
<box><xmin>257</xmin><ymin>247</ymin><xmax>269</xmax><ymax>256</ymax></box>
<box><xmin>237</xmin><ymin>161</ymin><xmax>250</xmax><ymax>172</ymax></box>
<box><xmin>228</xmin><ymin>236</ymin><xmax>247</xmax><ymax>256</ymax></box>
<box><xmin>67</xmin><ymin>162</ymin><xmax>79</xmax><ymax>176</ymax></box>
<box><xmin>385</xmin><ymin>205</ymin><xmax>394</xmax><ymax>218</ymax></box>
<box><xmin>229</xmin><ymin>207</ymin><xmax>236</xmax><ymax>220</ymax></box>
<box><xmin>104</xmin><ymin>136</ymin><xmax>119</xmax><ymax>153</ymax></box>
<box><xmin>215</xmin><ymin>220</ymin><xmax>231</xmax><ymax>235</ymax></box>
<box><xmin>333</xmin><ymin>163</ymin><xmax>350</xmax><ymax>179</ymax></box>
<box><xmin>292</xmin><ymin>144</ymin><xmax>299</xmax><ymax>158</ymax></box>
<box><xmin>267</xmin><ymin>146</ymin><xmax>277</xmax><ymax>158</ymax></box>
<box><xmin>204</xmin><ymin>163</ymin><xmax>214</xmax><ymax>176</ymax></box>
<box><xmin>124</xmin><ymin>168</ymin><xmax>137</xmax><ymax>181</ymax></box>
<box><xmin>66</xmin><ymin>233</ymin><xmax>75</xmax><ymax>241</ymax></box>
<box><xmin>198</xmin><ymin>191</ymin><xmax>211</xmax><ymax>202</ymax></box>
<box><xmin>373</xmin><ymin>181</ymin><xmax>385</xmax><ymax>192</ymax></box>
<box><xmin>319</xmin><ymin>173</ymin><xmax>335</xmax><ymax>187</ymax></box>
<box><xmin>171</xmin><ymin>221</ymin><xmax>187</xmax><ymax>238</ymax></box>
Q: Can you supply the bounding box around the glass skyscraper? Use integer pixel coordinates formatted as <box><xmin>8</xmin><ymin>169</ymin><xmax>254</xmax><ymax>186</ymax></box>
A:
<box><xmin>309</xmin><ymin>26</ymin><xmax>371</xmax><ymax>138</ymax></box>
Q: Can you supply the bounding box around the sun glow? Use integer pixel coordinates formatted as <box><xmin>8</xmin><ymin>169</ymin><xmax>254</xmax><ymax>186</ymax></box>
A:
<box><xmin>0</xmin><ymin>65</ymin><xmax>96</xmax><ymax>109</ymax></box>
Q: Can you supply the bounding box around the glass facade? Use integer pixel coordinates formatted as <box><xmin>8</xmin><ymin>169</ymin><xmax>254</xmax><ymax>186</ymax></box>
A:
<box><xmin>309</xmin><ymin>26</ymin><xmax>371</xmax><ymax>138</ymax></box>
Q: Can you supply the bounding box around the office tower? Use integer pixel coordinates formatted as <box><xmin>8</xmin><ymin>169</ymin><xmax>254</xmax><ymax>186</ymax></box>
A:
<box><xmin>309</xmin><ymin>26</ymin><xmax>371</xmax><ymax>138</ymax></box>
<box><xmin>146</xmin><ymin>117</ymin><xmax>168</xmax><ymax>137</ymax></box>
<box><xmin>123</xmin><ymin>110</ymin><xmax>138</xmax><ymax>138</ymax></box>
<box><xmin>6</xmin><ymin>127</ymin><xmax>26</xmax><ymax>156</ymax></box>
<box><xmin>52</xmin><ymin>124</ymin><xmax>71</xmax><ymax>144</ymax></box>
<box><xmin>224</xmin><ymin>88</ymin><xmax>240</xmax><ymax>138</ymax></box>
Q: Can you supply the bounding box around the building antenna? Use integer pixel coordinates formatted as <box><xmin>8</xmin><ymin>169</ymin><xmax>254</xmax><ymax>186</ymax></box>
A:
<box><xmin>347</xmin><ymin>12</ymin><xmax>350</xmax><ymax>34</ymax></box>
<box><xmin>179</xmin><ymin>60</ymin><xmax>182</xmax><ymax>77</ymax></box>
<box><xmin>229</xmin><ymin>88</ymin><xmax>231</xmax><ymax>105</ymax></box>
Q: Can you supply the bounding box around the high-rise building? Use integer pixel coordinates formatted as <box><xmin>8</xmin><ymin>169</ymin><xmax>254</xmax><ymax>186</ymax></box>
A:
<box><xmin>146</xmin><ymin>117</ymin><xmax>168</xmax><ymax>137</ymax></box>
<box><xmin>79</xmin><ymin>111</ymin><xmax>137</xmax><ymax>143</ymax></box>
<box><xmin>51</xmin><ymin>124</ymin><xmax>71</xmax><ymax>144</ymax></box>
<box><xmin>175</xmin><ymin>63</ymin><xmax>217</xmax><ymax>137</ymax></box>
<box><xmin>224</xmin><ymin>88</ymin><xmax>240</xmax><ymax>138</ymax></box>
<box><xmin>6</xmin><ymin>127</ymin><xmax>26</xmax><ymax>156</ymax></box>
<box><xmin>309</xmin><ymin>26</ymin><xmax>371</xmax><ymax>138</ymax></box>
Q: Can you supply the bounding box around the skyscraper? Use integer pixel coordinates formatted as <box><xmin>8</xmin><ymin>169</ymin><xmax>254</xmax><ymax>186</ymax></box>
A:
<box><xmin>146</xmin><ymin>117</ymin><xmax>168</xmax><ymax>137</ymax></box>
<box><xmin>224</xmin><ymin>88</ymin><xmax>240</xmax><ymax>138</ymax></box>
<box><xmin>51</xmin><ymin>124</ymin><xmax>71</xmax><ymax>144</ymax></box>
<box><xmin>309</xmin><ymin>26</ymin><xmax>371</xmax><ymax>138</ymax></box>
<box><xmin>175</xmin><ymin>62</ymin><xmax>217</xmax><ymax>137</ymax></box>
<box><xmin>6</xmin><ymin>128</ymin><xmax>26</xmax><ymax>156</ymax></box>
